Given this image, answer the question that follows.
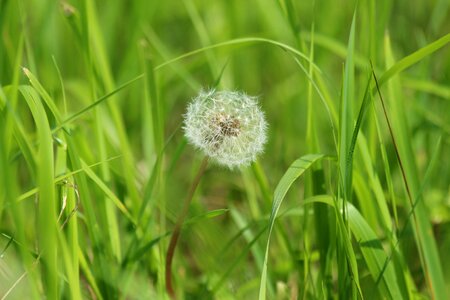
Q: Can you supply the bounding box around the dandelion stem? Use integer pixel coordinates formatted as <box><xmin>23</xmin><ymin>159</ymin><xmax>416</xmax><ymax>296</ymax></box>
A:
<box><xmin>165</xmin><ymin>156</ymin><xmax>209</xmax><ymax>298</ymax></box>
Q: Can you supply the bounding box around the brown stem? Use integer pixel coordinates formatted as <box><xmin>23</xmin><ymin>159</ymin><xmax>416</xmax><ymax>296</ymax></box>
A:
<box><xmin>165</xmin><ymin>157</ymin><xmax>209</xmax><ymax>298</ymax></box>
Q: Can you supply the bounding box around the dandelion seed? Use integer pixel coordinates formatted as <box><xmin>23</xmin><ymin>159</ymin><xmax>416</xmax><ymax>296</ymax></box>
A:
<box><xmin>184</xmin><ymin>89</ymin><xmax>268</xmax><ymax>168</ymax></box>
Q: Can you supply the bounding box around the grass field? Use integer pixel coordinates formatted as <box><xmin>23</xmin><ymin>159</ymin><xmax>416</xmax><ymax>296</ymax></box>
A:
<box><xmin>1</xmin><ymin>0</ymin><xmax>450</xmax><ymax>299</ymax></box>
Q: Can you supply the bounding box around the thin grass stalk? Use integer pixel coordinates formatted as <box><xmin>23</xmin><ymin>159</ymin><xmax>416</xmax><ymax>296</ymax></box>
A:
<box><xmin>165</xmin><ymin>156</ymin><xmax>209</xmax><ymax>298</ymax></box>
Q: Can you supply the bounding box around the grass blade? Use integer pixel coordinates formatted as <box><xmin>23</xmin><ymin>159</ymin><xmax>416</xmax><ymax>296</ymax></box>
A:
<box><xmin>378</xmin><ymin>33</ymin><xmax>450</xmax><ymax>87</ymax></box>
<box><xmin>259</xmin><ymin>154</ymin><xmax>325</xmax><ymax>300</ymax></box>
<box><xmin>19</xmin><ymin>86</ymin><xmax>58</xmax><ymax>298</ymax></box>
<box><xmin>379</xmin><ymin>34</ymin><xmax>447</xmax><ymax>299</ymax></box>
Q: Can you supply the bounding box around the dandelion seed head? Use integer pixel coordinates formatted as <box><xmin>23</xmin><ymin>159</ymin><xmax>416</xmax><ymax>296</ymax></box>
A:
<box><xmin>184</xmin><ymin>89</ymin><xmax>268</xmax><ymax>169</ymax></box>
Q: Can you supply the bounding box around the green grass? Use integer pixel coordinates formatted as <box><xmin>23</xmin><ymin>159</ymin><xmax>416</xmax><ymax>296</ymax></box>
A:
<box><xmin>1</xmin><ymin>0</ymin><xmax>450</xmax><ymax>299</ymax></box>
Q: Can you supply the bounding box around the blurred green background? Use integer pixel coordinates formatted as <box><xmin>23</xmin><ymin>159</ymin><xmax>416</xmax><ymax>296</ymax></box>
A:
<box><xmin>1</xmin><ymin>0</ymin><xmax>449</xmax><ymax>299</ymax></box>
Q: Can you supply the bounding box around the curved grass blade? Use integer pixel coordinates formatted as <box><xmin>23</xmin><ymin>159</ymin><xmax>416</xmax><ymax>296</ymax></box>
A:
<box><xmin>19</xmin><ymin>86</ymin><xmax>58</xmax><ymax>299</ymax></box>
<box><xmin>154</xmin><ymin>37</ymin><xmax>322</xmax><ymax>74</ymax></box>
<box><xmin>345</xmin><ymin>201</ymin><xmax>405</xmax><ymax>299</ymax></box>
<box><xmin>290</xmin><ymin>55</ymin><xmax>338</xmax><ymax>145</ymax></box>
<box><xmin>22</xmin><ymin>68</ymin><xmax>63</xmax><ymax>123</ymax></box>
<box><xmin>300</xmin><ymin>31</ymin><xmax>450</xmax><ymax>91</ymax></box>
<box><xmin>378</xmin><ymin>32</ymin><xmax>450</xmax><ymax>87</ymax></box>
<box><xmin>258</xmin><ymin>154</ymin><xmax>325</xmax><ymax>300</ymax></box>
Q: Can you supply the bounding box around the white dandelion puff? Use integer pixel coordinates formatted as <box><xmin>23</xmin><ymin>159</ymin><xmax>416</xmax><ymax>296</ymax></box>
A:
<box><xmin>184</xmin><ymin>89</ymin><xmax>268</xmax><ymax>168</ymax></box>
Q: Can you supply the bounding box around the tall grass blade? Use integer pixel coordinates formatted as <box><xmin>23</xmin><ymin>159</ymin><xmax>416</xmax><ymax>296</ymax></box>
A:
<box><xmin>258</xmin><ymin>154</ymin><xmax>325</xmax><ymax>300</ymax></box>
<box><xmin>378</xmin><ymin>35</ymin><xmax>447</xmax><ymax>299</ymax></box>
<box><xmin>378</xmin><ymin>33</ymin><xmax>450</xmax><ymax>87</ymax></box>
<box><xmin>19</xmin><ymin>86</ymin><xmax>58</xmax><ymax>298</ymax></box>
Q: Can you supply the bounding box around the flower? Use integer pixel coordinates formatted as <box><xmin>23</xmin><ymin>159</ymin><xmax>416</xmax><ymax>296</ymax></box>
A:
<box><xmin>184</xmin><ymin>89</ymin><xmax>268</xmax><ymax>168</ymax></box>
